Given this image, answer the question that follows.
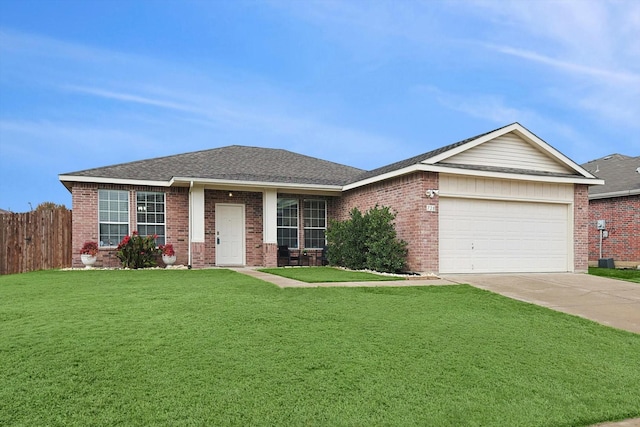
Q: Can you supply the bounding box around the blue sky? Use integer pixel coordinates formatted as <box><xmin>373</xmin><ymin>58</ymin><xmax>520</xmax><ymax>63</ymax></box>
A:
<box><xmin>1</xmin><ymin>0</ymin><xmax>638</xmax><ymax>212</ymax></box>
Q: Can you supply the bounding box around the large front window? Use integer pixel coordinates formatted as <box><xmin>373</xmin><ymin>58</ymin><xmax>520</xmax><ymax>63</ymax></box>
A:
<box><xmin>136</xmin><ymin>192</ymin><xmax>166</xmax><ymax>245</ymax></box>
<box><xmin>304</xmin><ymin>200</ymin><xmax>326</xmax><ymax>249</ymax></box>
<box><xmin>99</xmin><ymin>189</ymin><xmax>129</xmax><ymax>247</ymax></box>
<box><xmin>277</xmin><ymin>198</ymin><xmax>298</xmax><ymax>249</ymax></box>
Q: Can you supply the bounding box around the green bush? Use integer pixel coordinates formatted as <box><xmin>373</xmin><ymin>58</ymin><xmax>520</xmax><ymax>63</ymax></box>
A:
<box><xmin>115</xmin><ymin>231</ymin><xmax>160</xmax><ymax>269</ymax></box>
<box><xmin>327</xmin><ymin>206</ymin><xmax>407</xmax><ymax>273</ymax></box>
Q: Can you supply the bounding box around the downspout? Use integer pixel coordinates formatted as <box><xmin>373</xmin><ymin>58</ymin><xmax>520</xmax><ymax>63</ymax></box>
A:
<box><xmin>188</xmin><ymin>180</ymin><xmax>193</xmax><ymax>268</ymax></box>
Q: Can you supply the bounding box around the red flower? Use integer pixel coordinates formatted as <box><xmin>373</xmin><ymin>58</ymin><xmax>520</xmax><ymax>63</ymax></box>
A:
<box><xmin>159</xmin><ymin>244</ymin><xmax>175</xmax><ymax>256</ymax></box>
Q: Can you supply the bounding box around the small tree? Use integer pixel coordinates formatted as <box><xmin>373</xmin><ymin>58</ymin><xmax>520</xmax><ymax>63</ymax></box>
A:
<box><xmin>326</xmin><ymin>205</ymin><xmax>408</xmax><ymax>273</ymax></box>
<box><xmin>115</xmin><ymin>231</ymin><xmax>160</xmax><ymax>269</ymax></box>
<box><xmin>36</xmin><ymin>202</ymin><xmax>68</xmax><ymax>211</ymax></box>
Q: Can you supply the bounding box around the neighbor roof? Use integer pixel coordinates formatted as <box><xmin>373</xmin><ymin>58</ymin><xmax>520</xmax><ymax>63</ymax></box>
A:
<box><xmin>581</xmin><ymin>154</ymin><xmax>640</xmax><ymax>199</ymax></box>
<box><xmin>60</xmin><ymin>145</ymin><xmax>365</xmax><ymax>190</ymax></box>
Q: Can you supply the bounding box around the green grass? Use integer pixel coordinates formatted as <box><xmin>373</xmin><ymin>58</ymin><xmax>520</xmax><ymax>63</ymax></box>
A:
<box><xmin>589</xmin><ymin>267</ymin><xmax>640</xmax><ymax>283</ymax></box>
<box><xmin>259</xmin><ymin>266</ymin><xmax>399</xmax><ymax>282</ymax></box>
<box><xmin>2</xmin><ymin>270</ymin><xmax>640</xmax><ymax>426</ymax></box>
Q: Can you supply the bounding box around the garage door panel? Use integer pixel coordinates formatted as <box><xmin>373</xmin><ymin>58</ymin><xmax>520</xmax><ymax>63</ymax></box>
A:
<box><xmin>439</xmin><ymin>198</ymin><xmax>569</xmax><ymax>273</ymax></box>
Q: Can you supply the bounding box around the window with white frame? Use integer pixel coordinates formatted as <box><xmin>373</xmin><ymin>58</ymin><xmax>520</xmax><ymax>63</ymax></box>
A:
<box><xmin>304</xmin><ymin>199</ymin><xmax>326</xmax><ymax>249</ymax></box>
<box><xmin>277</xmin><ymin>198</ymin><xmax>298</xmax><ymax>249</ymax></box>
<box><xmin>98</xmin><ymin>189</ymin><xmax>129</xmax><ymax>247</ymax></box>
<box><xmin>136</xmin><ymin>192</ymin><xmax>166</xmax><ymax>245</ymax></box>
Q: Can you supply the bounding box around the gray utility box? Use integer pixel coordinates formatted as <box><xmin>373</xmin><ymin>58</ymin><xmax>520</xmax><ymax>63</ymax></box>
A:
<box><xmin>598</xmin><ymin>258</ymin><xmax>615</xmax><ymax>269</ymax></box>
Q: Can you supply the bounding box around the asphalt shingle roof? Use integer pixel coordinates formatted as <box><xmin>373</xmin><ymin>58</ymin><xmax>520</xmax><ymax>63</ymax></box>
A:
<box><xmin>581</xmin><ymin>154</ymin><xmax>640</xmax><ymax>196</ymax></box>
<box><xmin>349</xmin><ymin>128</ymin><xmax>498</xmax><ymax>183</ymax></box>
<box><xmin>61</xmin><ymin>123</ymin><xmax>591</xmax><ymax>190</ymax></box>
<box><xmin>62</xmin><ymin>145</ymin><xmax>365</xmax><ymax>187</ymax></box>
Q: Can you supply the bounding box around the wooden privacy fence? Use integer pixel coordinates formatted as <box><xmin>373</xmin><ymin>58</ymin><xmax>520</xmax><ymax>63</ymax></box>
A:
<box><xmin>0</xmin><ymin>209</ymin><xmax>72</xmax><ymax>275</ymax></box>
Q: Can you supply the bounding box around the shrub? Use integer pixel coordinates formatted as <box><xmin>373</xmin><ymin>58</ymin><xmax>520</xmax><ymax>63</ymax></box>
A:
<box><xmin>116</xmin><ymin>231</ymin><xmax>160</xmax><ymax>269</ymax></box>
<box><xmin>327</xmin><ymin>205</ymin><xmax>408</xmax><ymax>273</ymax></box>
<box><xmin>326</xmin><ymin>208</ymin><xmax>367</xmax><ymax>269</ymax></box>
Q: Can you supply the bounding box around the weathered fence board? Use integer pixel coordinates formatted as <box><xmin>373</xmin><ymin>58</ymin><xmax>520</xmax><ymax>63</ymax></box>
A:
<box><xmin>0</xmin><ymin>209</ymin><xmax>72</xmax><ymax>275</ymax></box>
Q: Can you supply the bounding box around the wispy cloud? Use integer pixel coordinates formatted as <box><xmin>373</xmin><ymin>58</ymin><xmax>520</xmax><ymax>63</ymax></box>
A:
<box><xmin>485</xmin><ymin>44</ymin><xmax>640</xmax><ymax>85</ymax></box>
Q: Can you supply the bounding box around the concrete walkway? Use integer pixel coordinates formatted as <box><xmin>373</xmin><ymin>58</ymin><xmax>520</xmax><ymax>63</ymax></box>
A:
<box><xmin>231</xmin><ymin>267</ymin><xmax>458</xmax><ymax>288</ymax></box>
<box><xmin>442</xmin><ymin>273</ymin><xmax>640</xmax><ymax>334</ymax></box>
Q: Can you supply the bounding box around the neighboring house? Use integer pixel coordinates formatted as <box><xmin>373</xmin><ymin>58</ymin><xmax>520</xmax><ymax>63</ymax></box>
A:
<box><xmin>0</xmin><ymin>208</ymin><xmax>12</xmax><ymax>214</ymax></box>
<box><xmin>59</xmin><ymin>123</ymin><xmax>603</xmax><ymax>273</ymax></box>
<box><xmin>581</xmin><ymin>154</ymin><xmax>640</xmax><ymax>268</ymax></box>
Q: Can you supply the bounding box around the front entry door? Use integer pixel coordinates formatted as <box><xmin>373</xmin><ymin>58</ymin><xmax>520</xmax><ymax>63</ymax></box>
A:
<box><xmin>215</xmin><ymin>204</ymin><xmax>245</xmax><ymax>266</ymax></box>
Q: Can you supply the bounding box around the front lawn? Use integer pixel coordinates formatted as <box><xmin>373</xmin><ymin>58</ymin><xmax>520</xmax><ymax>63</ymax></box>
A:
<box><xmin>589</xmin><ymin>267</ymin><xmax>640</xmax><ymax>283</ymax></box>
<box><xmin>2</xmin><ymin>269</ymin><xmax>640</xmax><ymax>426</ymax></box>
<box><xmin>259</xmin><ymin>266</ymin><xmax>399</xmax><ymax>282</ymax></box>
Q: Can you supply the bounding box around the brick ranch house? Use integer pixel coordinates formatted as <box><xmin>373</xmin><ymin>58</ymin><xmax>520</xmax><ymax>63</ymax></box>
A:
<box><xmin>59</xmin><ymin>123</ymin><xmax>603</xmax><ymax>273</ymax></box>
<box><xmin>581</xmin><ymin>154</ymin><xmax>640</xmax><ymax>268</ymax></box>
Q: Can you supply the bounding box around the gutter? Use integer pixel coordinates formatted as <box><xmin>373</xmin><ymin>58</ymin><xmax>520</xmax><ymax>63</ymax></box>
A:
<box><xmin>188</xmin><ymin>180</ymin><xmax>193</xmax><ymax>269</ymax></box>
<box><xmin>589</xmin><ymin>189</ymin><xmax>640</xmax><ymax>200</ymax></box>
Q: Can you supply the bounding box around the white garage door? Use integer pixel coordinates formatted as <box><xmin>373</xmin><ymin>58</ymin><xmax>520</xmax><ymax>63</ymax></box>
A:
<box><xmin>439</xmin><ymin>198</ymin><xmax>569</xmax><ymax>273</ymax></box>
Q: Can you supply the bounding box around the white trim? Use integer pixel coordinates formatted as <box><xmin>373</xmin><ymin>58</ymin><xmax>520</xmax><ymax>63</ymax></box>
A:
<box><xmin>59</xmin><ymin>174</ymin><xmax>344</xmax><ymax>194</ymax></box>
<box><xmin>190</xmin><ymin>185</ymin><xmax>205</xmax><ymax>243</ymax></box>
<box><xmin>439</xmin><ymin>193</ymin><xmax>573</xmax><ymax>204</ymax></box>
<box><xmin>423</xmin><ymin>123</ymin><xmax>598</xmax><ymax>179</ymax></box>
<box><xmin>170</xmin><ymin>177</ymin><xmax>343</xmax><ymax>193</ymax></box>
<box><xmin>343</xmin><ymin>163</ymin><xmax>604</xmax><ymax>191</ymax></box>
<box><xmin>589</xmin><ymin>189</ymin><xmax>640</xmax><ymax>200</ymax></box>
<box><xmin>263</xmin><ymin>189</ymin><xmax>278</xmax><ymax>244</ymax></box>
<box><xmin>59</xmin><ymin>175</ymin><xmax>170</xmax><ymax>188</ymax></box>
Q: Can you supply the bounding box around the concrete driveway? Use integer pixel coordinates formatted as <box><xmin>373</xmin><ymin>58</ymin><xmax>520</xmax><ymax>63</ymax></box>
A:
<box><xmin>442</xmin><ymin>273</ymin><xmax>640</xmax><ymax>334</ymax></box>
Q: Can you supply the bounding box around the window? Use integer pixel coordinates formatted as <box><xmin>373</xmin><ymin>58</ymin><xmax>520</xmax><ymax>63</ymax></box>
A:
<box><xmin>304</xmin><ymin>200</ymin><xmax>326</xmax><ymax>249</ymax></box>
<box><xmin>136</xmin><ymin>192</ymin><xmax>166</xmax><ymax>245</ymax></box>
<box><xmin>98</xmin><ymin>190</ymin><xmax>129</xmax><ymax>247</ymax></box>
<box><xmin>277</xmin><ymin>198</ymin><xmax>298</xmax><ymax>249</ymax></box>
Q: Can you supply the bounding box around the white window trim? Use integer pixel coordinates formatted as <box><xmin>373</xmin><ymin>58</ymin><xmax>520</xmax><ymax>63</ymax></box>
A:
<box><xmin>303</xmin><ymin>199</ymin><xmax>327</xmax><ymax>249</ymax></box>
<box><xmin>136</xmin><ymin>191</ymin><xmax>166</xmax><ymax>245</ymax></box>
<box><xmin>98</xmin><ymin>189</ymin><xmax>130</xmax><ymax>248</ymax></box>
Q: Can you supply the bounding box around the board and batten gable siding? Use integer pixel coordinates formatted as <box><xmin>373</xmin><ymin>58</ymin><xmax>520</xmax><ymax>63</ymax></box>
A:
<box><xmin>440</xmin><ymin>175</ymin><xmax>575</xmax><ymax>202</ymax></box>
<box><xmin>440</xmin><ymin>132</ymin><xmax>574</xmax><ymax>174</ymax></box>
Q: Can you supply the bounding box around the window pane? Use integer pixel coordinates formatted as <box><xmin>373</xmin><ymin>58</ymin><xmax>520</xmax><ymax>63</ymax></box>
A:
<box><xmin>99</xmin><ymin>190</ymin><xmax>129</xmax><ymax>246</ymax></box>
<box><xmin>302</xmin><ymin>200</ymin><xmax>326</xmax><ymax>248</ymax></box>
<box><xmin>277</xmin><ymin>228</ymin><xmax>298</xmax><ymax>249</ymax></box>
<box><xmin>305</xmin><ymin>229</ymin><xmax>326</xmax><ymax>249</ymax></box>
<box><xmin>136</xmin><ymin>192</ymin><xmax>166</xmax><ymax>245</ymax></box>
<box><xmin>277</xmin><ymin>198</ymin><xmax>299</xmax><ymax>249</ymax></box>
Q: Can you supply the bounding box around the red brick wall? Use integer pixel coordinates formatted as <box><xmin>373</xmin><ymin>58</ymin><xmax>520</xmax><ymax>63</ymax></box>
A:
<box><xmin>588</xmin><ymin>194</ymin><xmax>640</xmax><ymax>267</ymax></box>
<box><xmin>337</xmin><ymin>172</ymin><xmax>439</xmax><ymax>273</ymax></box>
<box><xmin>71</xmin><ymin>183</ymin><xmax>189</xmax><ymax>268</ymax></box>
<box><xmin>573</xmin><ymin>185</ymin><xmax>590</xmax><ymax>273</ymax></box>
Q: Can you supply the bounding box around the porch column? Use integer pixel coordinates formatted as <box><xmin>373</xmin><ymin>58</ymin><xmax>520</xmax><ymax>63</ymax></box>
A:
<box><xmin>263</xmin><ymin>189</ymin><xmax>278</xmax><ymax>267</ymax></box>
<box><xmin>190</xmin><ymin>184</ymin><xmax>206</xmax><ymax>268</ymax></box>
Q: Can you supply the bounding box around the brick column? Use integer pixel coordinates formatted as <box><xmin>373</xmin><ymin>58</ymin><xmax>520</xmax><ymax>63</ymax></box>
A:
<box><xmin>263</xmin><ymin>243</ymin><xmax>278</xmax><ymax>267</ymax></box>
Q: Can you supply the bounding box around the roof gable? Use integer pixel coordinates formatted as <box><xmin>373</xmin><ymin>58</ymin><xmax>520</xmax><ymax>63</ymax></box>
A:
<box><xmin>344</xmin><ymin>123</ymin><xmax>600</xmax><ymax>190</ymax></box>
<box><xmin>438</xmin><ymin>131</ymin><xmax>575</xmax><ymax>174</ymax></box>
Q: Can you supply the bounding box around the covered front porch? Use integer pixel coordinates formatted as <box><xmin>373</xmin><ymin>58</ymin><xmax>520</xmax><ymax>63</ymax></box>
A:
<box><xmin>182</xmin><ymin>183</ymin><xmax>340</xmax><ymax>269</ymax></box>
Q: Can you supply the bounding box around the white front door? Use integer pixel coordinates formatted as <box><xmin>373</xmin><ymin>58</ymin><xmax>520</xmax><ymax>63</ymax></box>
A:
<box><xmin>215</xmin><ymin>204</ymin><xmax>245</xmax><ymax>266</ymax></box>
